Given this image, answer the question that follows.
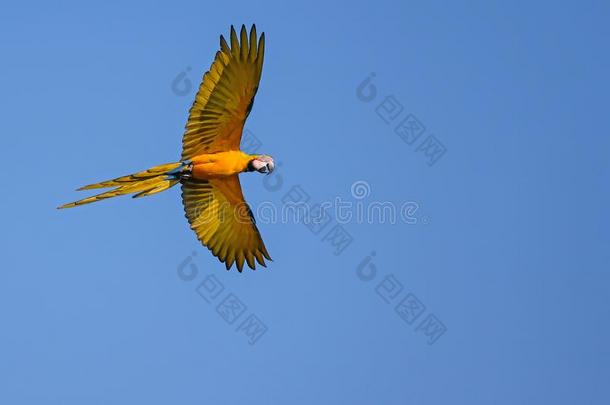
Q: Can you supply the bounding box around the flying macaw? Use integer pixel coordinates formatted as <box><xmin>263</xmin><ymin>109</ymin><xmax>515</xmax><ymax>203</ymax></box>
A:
<box><xmin>59</xmin><ymin>25</ymin><xmax>273</xmax><ymax>272</ymax></box>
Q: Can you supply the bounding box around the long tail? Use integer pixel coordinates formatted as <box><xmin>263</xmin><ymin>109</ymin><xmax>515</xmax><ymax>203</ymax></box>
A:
<box><xmin>58</xmin><ymin>162</ymin><xmax>188</xmax><ymax>209</ymax></box>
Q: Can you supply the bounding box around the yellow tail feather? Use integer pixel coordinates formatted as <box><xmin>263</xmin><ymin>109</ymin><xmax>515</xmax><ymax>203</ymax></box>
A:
<box><xmin>58</xmin><ymin>162</ymin><xmax>183</xmax><ymax>209</ymax></box>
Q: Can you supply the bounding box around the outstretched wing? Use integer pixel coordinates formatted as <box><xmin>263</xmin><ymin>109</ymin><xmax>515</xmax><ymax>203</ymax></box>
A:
<box><xmin>181</xmin><ymin>24</ymin><xmax>265</xmax><ymax>159</ymax></box>
<box><xmin>181</xmin><ymin>176</ymin><xmax>271</xmax><ymax>271</ymax></box>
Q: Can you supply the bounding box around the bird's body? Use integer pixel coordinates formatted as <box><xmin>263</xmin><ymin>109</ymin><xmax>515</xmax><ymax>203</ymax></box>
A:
<box><xmin>59</xmin><ymin>25</ymin><xmax>273</xmax><ymax>272</ymax></box>
<box><xmin>190</xmin><ymin>151</ymin><xmax>253</xmax><ymax>179</ymax></box>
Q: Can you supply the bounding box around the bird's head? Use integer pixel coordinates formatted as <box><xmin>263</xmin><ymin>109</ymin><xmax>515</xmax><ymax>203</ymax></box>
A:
<box><xmin>248</xmin><ymin>155</ymin><xmax>275</xmax><ymax>174</ymax></box>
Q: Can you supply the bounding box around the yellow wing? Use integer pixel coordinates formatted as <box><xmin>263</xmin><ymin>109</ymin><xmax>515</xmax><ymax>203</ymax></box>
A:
<box><xmin>181</xmin><ymin>176</ymin><xmax>271</xmax><ymax>271</ymax></box>
<box><xmin>181</xmin><ymin>24</ymin><xmax>265</xmax><ymax>159</ymax></box>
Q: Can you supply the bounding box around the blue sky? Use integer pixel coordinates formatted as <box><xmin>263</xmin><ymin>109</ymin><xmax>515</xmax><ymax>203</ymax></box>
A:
<box><xmin>1</xmin><ymin>0</ymin><xmax>609</xmax><ymax>404</ymax></box>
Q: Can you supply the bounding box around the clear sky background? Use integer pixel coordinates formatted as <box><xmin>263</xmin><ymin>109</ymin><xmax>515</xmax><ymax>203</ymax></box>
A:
<box><xmin>1</xmin><ymin>1</ymin><xmax>609</xmax><ymax>404</ymax></box>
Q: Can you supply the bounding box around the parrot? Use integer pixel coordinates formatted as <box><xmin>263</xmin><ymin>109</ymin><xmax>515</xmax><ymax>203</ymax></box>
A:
<box><xmin>59</xmin><ymin>25</ymin><xmax>273</xmax><ymax>272</ymax></box>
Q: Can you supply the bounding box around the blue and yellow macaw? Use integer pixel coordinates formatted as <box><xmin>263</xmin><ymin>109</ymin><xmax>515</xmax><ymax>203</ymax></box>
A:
<box><xmin>59</xmin><ymin>25</ymin><xmax>273</xmax><ymax>272</ymax></box>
